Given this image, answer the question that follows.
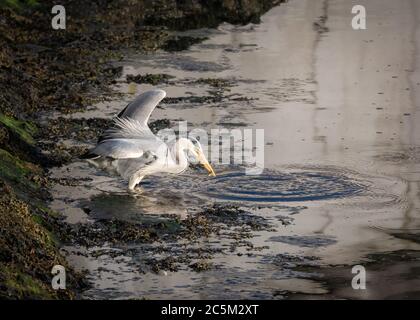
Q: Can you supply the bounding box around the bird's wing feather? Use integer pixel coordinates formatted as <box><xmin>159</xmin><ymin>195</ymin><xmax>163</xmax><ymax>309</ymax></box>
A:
<box><xmin>89</xmin><ymin>139</ymin><xmax>146</xmax><ymax>159</ymax></box>
<box><xmin>88</xmin><ymin>90</ymin><xmax>167</xmax><ymax>159</ymax></box>
<box><xmin>90</xmin><ymin>125</ymin><xmax>166</xmax><ymax>159</ymax></box>
<box><xmin>118</xmin><ymin>89</ymin><xmax>166</xmax><ymax>126</ymax></box>
<box><xmin>103</xmin><ymin>117</ymin><xmax>156</xmax><ymax>140</ymax></box>
<box><xmin>97</xmin><ymin>89</ymin><xmax>165</xmax><ymax>143</ymax></box>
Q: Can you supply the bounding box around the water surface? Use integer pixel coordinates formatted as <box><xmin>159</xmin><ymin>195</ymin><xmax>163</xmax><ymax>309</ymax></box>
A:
<box><xmin>51</xmin><ymin>0</ymin><xmax>420</xmax><ymax>299</ymax></box>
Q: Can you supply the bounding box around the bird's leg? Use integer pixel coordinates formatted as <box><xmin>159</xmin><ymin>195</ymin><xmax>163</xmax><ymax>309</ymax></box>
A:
<box><xmin>128</xmin><ymin>174</ymin><xmax>144</xmax><ymax>191</ymax></box>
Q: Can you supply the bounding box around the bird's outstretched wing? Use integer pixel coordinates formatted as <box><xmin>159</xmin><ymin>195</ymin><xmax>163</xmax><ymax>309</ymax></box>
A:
<box><xmin>102</xmin><ymin>117</ymin><xmax>154</xmax><ymax>140</ymax></box>
<box><xmin>118</xmin><ymin>89</ymin><xmax>166</xmax><ymax>126</ymax></box>
<box><xmin>86</xmin><ymin>118</ymin><xmax>165</xmax><ymax>159</ymax></box>
<box><xmin>83</xmin><ymin>90</ymin><xmax>167</xmax><ymax>160</ymax></box>
<box><xmin>86</xmin><ymin>139</ymin><xmax>145</xmax><ymax>159</ymax></box>
<box><xmin>97</xmin><ymin>89</ymin><xmax>166</xmax><ymax>143</ymax></box>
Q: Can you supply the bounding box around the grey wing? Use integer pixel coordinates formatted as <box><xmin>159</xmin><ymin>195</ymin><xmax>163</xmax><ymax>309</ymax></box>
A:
<box><xmin>88</xmin><ymin>139</ymin><xmax>145</xmax><ymax>159</ymax></box>
<box><xmin>86</xmin><ymin>89</ymin><xmax>166</xmax><ymax>160</ymax></box>
<box><xmin>88</xmin><ymin>135</ymin><xmax>165</xmax><ymax>159</ymax></box>
<box><xmin>118</xmin><ymin>89</ymin><xmax>166</xmax><ymax>126</ymax></box>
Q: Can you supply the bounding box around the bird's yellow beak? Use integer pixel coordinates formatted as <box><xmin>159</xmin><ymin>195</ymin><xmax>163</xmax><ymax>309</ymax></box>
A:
<box><xmin>194</xmin><ymin>148</ymin><xmax>216</xmax><ymax>177</ymax></box>
<box><xmin>202</xmin><ymin>161</ymin><xmax>216</xmax><ymax>177</ymax></box>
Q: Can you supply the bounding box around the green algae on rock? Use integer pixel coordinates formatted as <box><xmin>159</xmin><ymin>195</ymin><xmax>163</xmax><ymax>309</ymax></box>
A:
<box><xmin>0</xmin><ymin>114</ymin><xmax>37</xmax><ymax>145</ymax></box>
<box><xmin>0</xmin><ymin>182</ymin><xmax>84</xmax><ymax>299</ymax></box>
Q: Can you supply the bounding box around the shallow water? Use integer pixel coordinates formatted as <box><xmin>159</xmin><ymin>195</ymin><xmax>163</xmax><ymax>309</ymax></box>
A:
<box><xmin>51</xmin><ymin>0</ymin><xmax>420</xmax><ymax>299</ymax></box>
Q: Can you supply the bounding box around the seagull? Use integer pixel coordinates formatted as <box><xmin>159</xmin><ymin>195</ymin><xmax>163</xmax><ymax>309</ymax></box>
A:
<box><xmin>82</xmin><ymin>89</ymin><xmax>216</xmax><ymax>191</ymax></box>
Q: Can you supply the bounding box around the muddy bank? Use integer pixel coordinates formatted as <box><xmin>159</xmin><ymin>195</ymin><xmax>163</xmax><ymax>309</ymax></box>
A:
<box><xmin>59</xmin><ymin>204</ymin><xmax>273</xmax><ymax>274</ymax></box>
<box><xmin>0</xmin><ymin>0</ymin><xmax>282</xmax><ymax>299</ymax></box>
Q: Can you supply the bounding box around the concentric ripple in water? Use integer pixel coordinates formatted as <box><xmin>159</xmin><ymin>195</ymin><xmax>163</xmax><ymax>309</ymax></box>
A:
<box><xmin>148</xmin><ymin>167</ymin><xmax>367</xmax><ymax>204</ymax></box>
<box><xmin>201</xmin><ymin>169</ymin><xmax>366</xmax><ymax>203</ymax></box>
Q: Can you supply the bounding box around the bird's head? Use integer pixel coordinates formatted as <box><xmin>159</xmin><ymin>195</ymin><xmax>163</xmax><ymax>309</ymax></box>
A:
<box><xmin>186</xmin><ymin>137</ymin><xmax>216</xmax><ymax>177</ymax></box>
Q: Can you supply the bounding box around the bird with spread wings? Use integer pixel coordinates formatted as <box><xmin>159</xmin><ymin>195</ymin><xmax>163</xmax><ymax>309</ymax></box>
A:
<box><xmin>82</xmin><ymin>89</ymin><xmax>215</xmax><ymax>191</ymax></box>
